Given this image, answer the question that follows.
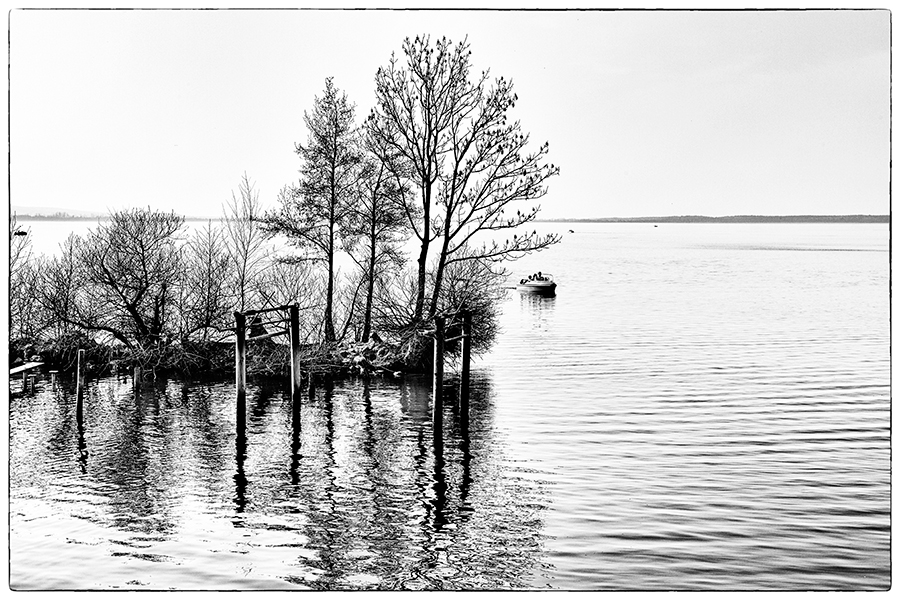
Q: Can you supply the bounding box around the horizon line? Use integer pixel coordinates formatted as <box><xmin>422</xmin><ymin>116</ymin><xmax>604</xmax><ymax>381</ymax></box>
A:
<box><xmin>537</xmin><ymin>214</ymin><xmax>889</xmax><ymax>223</ymax></box>
<box><xmin>13</xmin><ymin>212</ymin><xmax>890</xmax><ymax>221</ymax></box>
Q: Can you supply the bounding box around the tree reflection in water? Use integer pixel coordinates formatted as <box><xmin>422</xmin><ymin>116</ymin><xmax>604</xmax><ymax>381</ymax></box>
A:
<box><xmin>10</xmin><ymin>370</ymin><xmax>549</xmax><ymax>590</ymax></box>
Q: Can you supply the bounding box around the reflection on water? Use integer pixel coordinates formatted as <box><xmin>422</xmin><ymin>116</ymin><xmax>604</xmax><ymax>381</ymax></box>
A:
<box><xmin>487</xmin><ymin>223</ymin><xmax>890</xmax><ymax>591</ymax></box>
<box><xmin>519</xmin><ymin>293</ymin><xmax>555</xmax><ymax>334</ymax></box>
<box><xmin>10</xmin><ymin>224</ymin><xmax>889</xmax><ymax>591</ymax></box>
<box><xmin>10</xmin><ymin>370</ymin><xmax>549</xmax><ymax>590</ymax></box>
<box><xmin>519</xmin><ymin>292</ymin><xmax>556</xmax><ymax>311</ymax></box>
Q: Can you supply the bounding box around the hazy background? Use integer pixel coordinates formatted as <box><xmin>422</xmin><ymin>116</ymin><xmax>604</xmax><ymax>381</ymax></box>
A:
<box><xmin>9</xmin><ymin>9</ymin><xmax>890</xmax><ymax>219</ymax></box>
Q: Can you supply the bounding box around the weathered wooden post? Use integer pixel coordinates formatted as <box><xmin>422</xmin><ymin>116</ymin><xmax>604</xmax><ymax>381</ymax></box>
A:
<box><xmin>76</xmin><ymin>348</ymin><xmax>85</xmax><ymax>421</ymax></box>
<box><xmin>235</xmin><ymin>311</ymin><xmax>247</xmax><ymax>433</ymax></box>
<box><xmin>289</xmin><ymin>304</ymin><xmax>303</xmax><ymax>410</ymax></box>
<box><xmin>50</xmin><ymin>370</ymin><xmax>58</xmax><ymax>386</ymax></box>
<box><xmin>76</xmin><ymin>349</ymin><xmax>85</xmax><ymax>388</ymax></box>
<box><xmin>433</xmin><ymin>315</ymin><xmax>445</xmax><ymax>430</ymax></box>
<box><xmin>306</xmin><ymin>368</ymin><xmax>316</xmax><ymax>401</ymax></box>
<box><xmin>459</xmin><ymin>310</ymin><xmax>472</xmax><ymax>424</ymax></box>
<box><xmin>235</xmin><ymin>312</ymin><xmax>247</xmax><ymax>396</ymax></box>
<box><xmin>28</xmin><ymin>375</ymin><xmax>36</xmax><ymax>394</ymax></box>
<box><xmin>133</xmin><ymin>366</ymin><xmax>142</xmax><ymax>389</ymax></box>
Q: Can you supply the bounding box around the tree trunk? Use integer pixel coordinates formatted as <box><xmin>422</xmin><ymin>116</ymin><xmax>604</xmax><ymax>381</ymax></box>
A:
<box><xmin>362</xmin><ymin>213</ymin><xmax>377</xmax><ymax>342</ymax></box>
<box><xmin>428</xmin><ymin>199</ymin><xmax>455</xmax><ymax>318</ymax></box>
<box><xmin>414</xmin><ymin>185</ymin><xmax>431</xmax><ymax>322</ymax></box>
<box><xmin>324</xmin><ymin>222</ymin><xmax>336</xmax><ymax>342</ymax></box>
<box><xmin>428</xmin><ymin>233</ymin><xmax>451</xmax><ymax>319</ymax></box>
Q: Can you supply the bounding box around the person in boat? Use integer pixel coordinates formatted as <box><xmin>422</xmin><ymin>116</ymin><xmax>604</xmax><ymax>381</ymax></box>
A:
<box><xmin>537</xmin><ymin>271</ymin><xmax>543</xmax><ymax>280</ymax></box>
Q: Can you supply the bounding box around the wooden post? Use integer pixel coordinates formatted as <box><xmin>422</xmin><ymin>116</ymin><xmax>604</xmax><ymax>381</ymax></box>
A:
<box><xmin>433</xmin><ymin>315</ymin><xmax>445</xmax><ymax>430</ymax></box>
<box><xmin>28</xmin><ymin>375</ymin><xmax>36</xmax><ymax>394</ymax></box>
<box><xmin>235</xmin><ymin>311</ymin><xmax>247</xmax><ymax>432</ymax></box>
<box><xmin>133</xmin><ymin>366</ymin><xmax>142</xmax><ymax>389</ymax></box>
<box><xmin>76</xmin><ymin>349</ymin><xmax>85</xmax><ymax>421</ymax></box>
<box><xmin>76</xmin><ymin>349</ymin><xmax>85</xmax><ymax>388</ymax></box>
<box><xmin>459</xmin><ymin>310</ymin><xmax>471</xmax><ymax>423</ymax></box>
<box><xmin>289</xmin><ymin>304</ymin><xmax>303</xmax><ymax>409</ymax></box>
<box><xmin>50</xmin><ymin>370</ymin><xmax>58</xmax><ymax>386</ymax></box>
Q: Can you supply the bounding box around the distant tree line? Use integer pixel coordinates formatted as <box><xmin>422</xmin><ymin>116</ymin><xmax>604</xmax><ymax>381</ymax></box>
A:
<box><xmin>542</xmin><ymin>215</ymin><xmax>889</xmax><ymax>223</ymax></box>
<box><xmin>13</xmin><ymin>212</ymin><xmax>101</xmax><ymax>220</ymax></box>
<box><xmin>9</xmin><ymin>35</ymin><xmax>559</xmax><ymax>377</ymax></box>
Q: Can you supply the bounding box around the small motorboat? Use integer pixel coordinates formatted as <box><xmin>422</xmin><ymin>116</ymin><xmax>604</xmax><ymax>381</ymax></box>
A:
<box><xmin>516</xmin><ymin>272</ymin><xmax>557</xmax><ymax>296</ymax></box>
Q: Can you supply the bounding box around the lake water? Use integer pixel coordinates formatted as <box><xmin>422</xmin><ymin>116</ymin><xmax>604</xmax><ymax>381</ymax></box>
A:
<box><xmin>8</xmin><ymin>223</ymin><xmax>890</xmax><ymax>590</ymax></box>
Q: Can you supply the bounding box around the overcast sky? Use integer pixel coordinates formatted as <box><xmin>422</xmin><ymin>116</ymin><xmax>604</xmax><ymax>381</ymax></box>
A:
<box><xmin>9</xmin><ymin>8</ymin><xmax>890</xmax><ymax>219</ymax></box>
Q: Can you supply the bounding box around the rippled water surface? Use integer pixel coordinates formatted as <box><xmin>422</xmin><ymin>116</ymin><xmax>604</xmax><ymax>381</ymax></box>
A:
<box><xmin>9</xmin><ymin>223</ymin><xmax>890</xmax><ymax>590</ymax></box>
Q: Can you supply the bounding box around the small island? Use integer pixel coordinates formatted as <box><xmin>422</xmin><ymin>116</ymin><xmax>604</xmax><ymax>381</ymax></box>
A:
<box><xmin>8</xmin><ymin>35</ymin><xmax>560</xmax><ymax>384</ymax></box>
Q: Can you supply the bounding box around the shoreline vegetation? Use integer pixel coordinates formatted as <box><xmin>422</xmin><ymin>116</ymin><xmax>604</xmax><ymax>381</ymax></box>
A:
<box><xmin>8</xmin><ymin>35</ymin><xmax>559</xmax><ymax>385</ymax></box>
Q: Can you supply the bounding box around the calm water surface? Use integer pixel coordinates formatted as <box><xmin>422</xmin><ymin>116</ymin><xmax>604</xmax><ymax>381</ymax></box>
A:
<box><xmin>9</xmin><ymin>223</ymin><xmax>890</xmax><ymax>590</ymax></box>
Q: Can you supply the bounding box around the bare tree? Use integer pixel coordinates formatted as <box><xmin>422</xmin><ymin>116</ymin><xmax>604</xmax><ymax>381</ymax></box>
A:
<box><xmin>345</xmin><ymin>136</ymin><xmax>409</xmax><ymax>341</ymax></box>
<box><xmin>70</xmin><ymin>208</ymin><xmax>184</xmax><ymax>348</ymax></box>
<box><xmin>10</xmin><ymin>260</ymin><xmax>42</xmax><ymax>343</ymax></box>
<box><xmin>9</xmin><ymin>214</ymin><xmax>34</xmax><ymax>341</ymax></box>
<box><xmin>224</xmin><ymin>173</ymin><xmax>267</xmax><ymax>313</ymax></box>
<box><xmin>180</xmin><ymin>220</ymin><xmax>231</xmax><ymax>342</ymax></box>
<box><xmin>368</xmin><ymin>37</ymin><xmax>466</xmax><ymax>321</ymax></box>
<box><xmin>265</xmin><ymin>77</ymin><xmax>362</xmax><ymax>342</ymax></box>
<box><xmin>37</xmin><ymin>234</ymin><xmax>81</xmax><ymax>340</ymax></box>
<box><xmin>9</xmin><ymin>213</ymin><xmax>31</xmax><ymax>276</ymax></box>
<box><xmin>369</xmin><ymin>35</ymin><xmax>560</xmax><ymax>322</ymax></box>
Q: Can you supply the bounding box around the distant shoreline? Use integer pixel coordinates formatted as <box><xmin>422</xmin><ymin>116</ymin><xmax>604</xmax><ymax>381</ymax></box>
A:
<box><xmin>14</xmin><ymin>215</ymin><xmax>220</xmax><ymax>222</ymax></box>
<box><xmin>13</xmin><ymin>214</ymin><xmax>889</xmax><ymax>224</ymax></box>
<box><xmin>537</xmin><ymin>215</ymin><xmax>889</xmax><ymax>224</ymax></box>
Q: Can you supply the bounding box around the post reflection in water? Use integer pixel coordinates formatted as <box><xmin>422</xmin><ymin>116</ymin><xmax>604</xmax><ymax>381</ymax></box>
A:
<box><xmin>10</xmin><ymin>369</ymin><xmax>549</xmax><ymax>590</ymax></box>
<box><xmin>430</xmin><ymin>414</ymin><xmax>448</xmax><ymax>531</ymax></box>
<box><xmin>322</xmin><ymin>376</ymin><xmax>338</xmax><ymax>515</ymax></box>
<box><xmin>234</xmin><ymin>422</ymin><xmax>248</xmax><ymax>513</ymax></box>
<box><xmin>289</xmin><ymin>382</ymin><xmax>303</xmax><ymax>486</ymax></box>
<box><xmin>76</xmin><ymin>411</ymin><xmax>88</xmax><ymax>475</ymax></box>
<box><xmin>283</xmin><ymin>372</ymin><xmax>548</xmax><ymax>589</ymax></box>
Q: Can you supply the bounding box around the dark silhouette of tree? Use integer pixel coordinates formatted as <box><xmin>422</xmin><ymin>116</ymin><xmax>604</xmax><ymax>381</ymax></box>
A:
<box><xmin>369</xmin><ymin>35</ymin><xmax>560</xmax><ymax>323</ymax></box>
<box><xmin>9</xmin><ymin>213</ymin><xmax>31</xmax><ymax>279</ymax></box>
<box><xmin>346</xmin><ymin>133</ymin><xmax>409</xmax><ymax>342</ymax></box>
<box><xmin>9</xmin><ymin>214</ymin><xmax>38</xmax><ymax>341</ymax></box>
<box><xmin>265</xmin><ymin>78</ymin><xmax>362</xmax><ymax>342</ymax></box>
<box><xmin>71</xmin><ymin>208</ymin><xmax>184</xmax><ymax>348</ymax></box>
